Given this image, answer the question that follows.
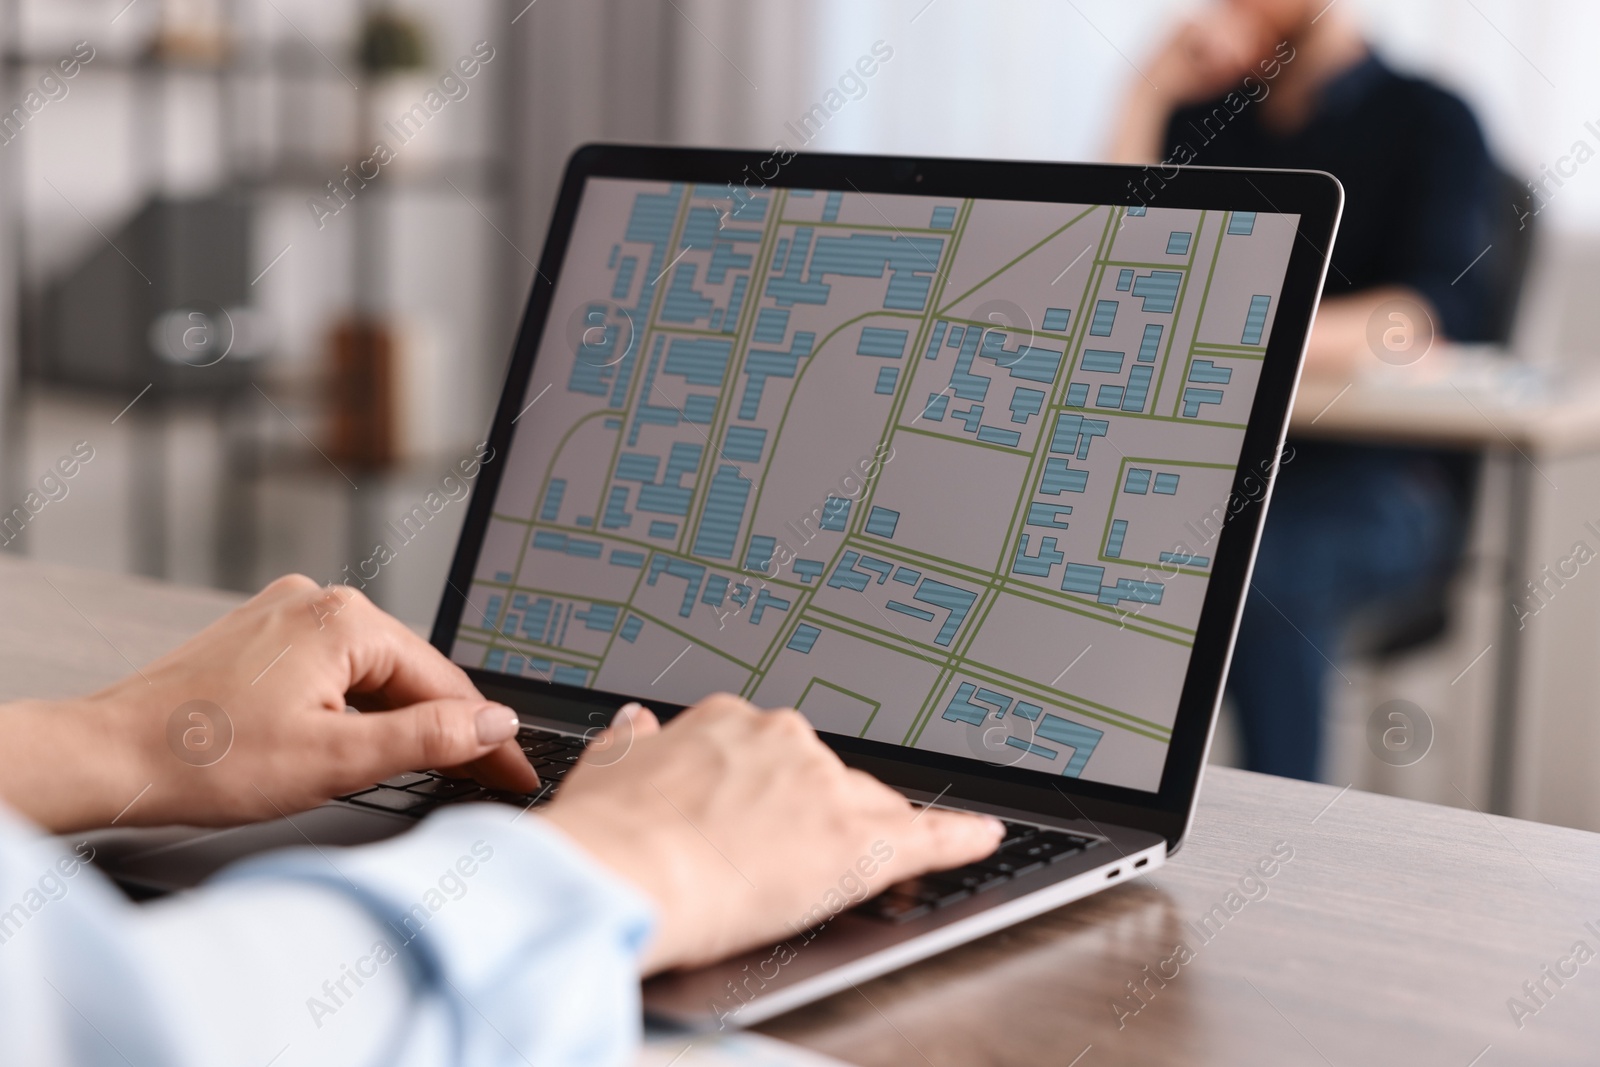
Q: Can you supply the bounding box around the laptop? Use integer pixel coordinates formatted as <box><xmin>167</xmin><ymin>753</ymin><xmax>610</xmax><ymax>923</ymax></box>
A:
<box><xmin>90</xmin><ymin>145</ymin><xmax>1340</xmax><ymax>1029</ymax></box>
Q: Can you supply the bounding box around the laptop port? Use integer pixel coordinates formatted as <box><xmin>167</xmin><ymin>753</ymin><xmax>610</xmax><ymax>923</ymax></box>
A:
<box><xmin>1134</xmin><ymin>857</ymin><xmax>1149</xmax><ymax>869</ymax></box>
<box><xmin>1106</xmin><ymin>868</ymin><xmax>1121</xmax><ymax>879</ymax></box>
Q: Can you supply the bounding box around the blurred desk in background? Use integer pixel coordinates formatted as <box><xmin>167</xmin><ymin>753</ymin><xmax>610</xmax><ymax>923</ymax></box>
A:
<box><xmin>2</xmin><ymin>555</ymin><xmax>1597</xmax><ymax>1066</ymax></box>
<box><xmin>1289</xmin><ymin>351</ymin><xmax>1600</xmax><ymax>826</ymax></box>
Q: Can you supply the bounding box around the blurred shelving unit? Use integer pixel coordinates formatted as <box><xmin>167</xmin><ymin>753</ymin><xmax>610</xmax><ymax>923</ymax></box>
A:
<box><xmin>0</xmin><ymin>0</ymin><xmax>517</xmax><ymax>614</ymax></box>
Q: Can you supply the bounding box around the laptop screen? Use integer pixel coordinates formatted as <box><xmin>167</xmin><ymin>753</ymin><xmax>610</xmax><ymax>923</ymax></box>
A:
<box><xmin>449</xmin><ymin>177</ymin><xmax>1300</xmax><ymax>793</ymax></box>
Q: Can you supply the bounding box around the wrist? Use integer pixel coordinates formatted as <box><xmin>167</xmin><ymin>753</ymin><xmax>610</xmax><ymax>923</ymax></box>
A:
<box><xmin>539</xmin><ymin>802</ymin><xmax>700</xmax><ymax>973</ymax></box>
<box><xmin>0</xmin><ymin>696</ymin><xmax>152</xmax><ymax>832</ymax></box>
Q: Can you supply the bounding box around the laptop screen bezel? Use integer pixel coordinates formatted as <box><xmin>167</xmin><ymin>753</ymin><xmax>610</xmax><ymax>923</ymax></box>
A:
<box><xmin>431</xmin><ymin>143</ymin><xmax>1342</xmax><ymax>851</ymax></box>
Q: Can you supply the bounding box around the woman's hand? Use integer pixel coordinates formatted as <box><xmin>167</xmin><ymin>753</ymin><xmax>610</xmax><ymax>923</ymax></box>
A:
<box><xmin>0</xmin><ymin>575</ymin><xmax>539</xmax><ymax>833</ymax></box>
<box><xmin>541</xmin><ymin>694</ymin><xmax>1004</xmax><ymax>974</ymax></box>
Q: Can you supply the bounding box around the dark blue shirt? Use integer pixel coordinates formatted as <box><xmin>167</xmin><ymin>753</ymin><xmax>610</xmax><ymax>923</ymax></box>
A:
<box><xmin>1165</xmin><ymin>52</ymin><xmax>1498</xmax><ymax>342</ymax></box>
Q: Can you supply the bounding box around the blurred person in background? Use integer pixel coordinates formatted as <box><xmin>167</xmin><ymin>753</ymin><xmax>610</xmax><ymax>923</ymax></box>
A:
<box><xmin>1107</xmin><ymin>0</ymin><xmax>1501</xmax><ymax>779</ymax></box>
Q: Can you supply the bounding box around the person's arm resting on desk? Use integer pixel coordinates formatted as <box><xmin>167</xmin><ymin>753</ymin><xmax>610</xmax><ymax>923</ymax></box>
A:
<box><xmin>0</xmin><ymin>578</ymin><xmax>1001</xmax><ymax>1065</ymax></box>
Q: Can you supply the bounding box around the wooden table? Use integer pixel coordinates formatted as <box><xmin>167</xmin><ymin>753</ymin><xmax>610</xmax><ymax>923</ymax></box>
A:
<box><xmin>4</xmin><ymin>555</ymin><xmax>1599</xmax><ymax>1064</ymax></box>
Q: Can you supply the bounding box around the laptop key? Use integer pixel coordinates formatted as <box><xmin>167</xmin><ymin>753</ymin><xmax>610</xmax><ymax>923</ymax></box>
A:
<box><xmin>380</xmin><ymin>771</ymin><xmax>433</xmax><ymax>788</ymax></box>
<box><xmin>348</xmin><ymin>788</ymin><xmax>435</xmax><ymax>815</ymax></box>
<box><xmin>856</xmin><ymin>891</ymin><xmax>931</xmax><ymax>923</ymax></box>
<box><xmin>405</xmin><ymin>777</ymin><xmax>483</xmax><ymax>800</ymax></box>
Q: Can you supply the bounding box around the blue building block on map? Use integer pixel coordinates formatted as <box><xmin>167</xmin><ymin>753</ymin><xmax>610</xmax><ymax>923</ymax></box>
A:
<box><xmin>738</xmin><ymin>329</ymin><xmax>815</xmax><ymax>420</ymax></box>
<box><xmin>788</xmin><ymin>624</ymin><xmax>822</xmax><ymax>653</ymax></box>
<box><xmin>1090</xmin><ymin>299</ymin><xmax>1119</xmax><ymax>336</ymax></box>
<box><xmin>722</xmin><ymin>425</ymin><xmax>767</xmax><ymax>462</ymax></box>
<box><xmin>930</xmin><ymin>205</ymin><xmax>957</xmax><ymax>229</ymax></box>
<box><xmin>1166</xmin><ymin>231</ymin><xmax>1192</xmax><ymax>255</ymax></box>
<box><xmin>1026</xmin><ymin>503</ymin><xmax>1071</xmax><ymax>529</ymax></box>
<box><xmin>745</xmin><ymin>535</ymin><xmax>776</xmax><ymax>573</ymax></box>
<box><xmin>1005</xmin><ymin>737</ymin><xmax>1060</xmax><ymax>759</ymax></box>
<box><xmin>648</xmin><ymin>556</ymin><xmax>707</xmax><ymax>618</ymax></box>
<box><xmin>1228</xmin><ymin>210</ymin><xmax>1257</xmax><ymax>235</ymax></box>
<box><xmin>1041</xmin><ymin>307</ymin><xmax>1071</xmax><ymax>331</ymax></box>
<box><xmin>820</xmin><ymin>496</ymin><xmax>851</xmax><ymax>531</ymax></box>
<box><xmin>1126</xmin><ymin>205</ymin><xmax>1147</xmax><ymax>215</ymax></box>
<box><xmin>1123</xmin><ymin>365</ymin><xmax>1153</xmax><ymax>412</ymax></box>
<box><xmin>609</xmin><ymin>549</ymin><xmax>645</xmax><ymax>568</ymax></box>
<box><xmin>1105</xmin><ymin>519</ymin><xmax>1129</xmax><ymax>558</ymax></box>
<box><xmin>923</xmin><ymin>320</ymin><xmax>948</xmax><ymax>359</ymax></box>
<box><xmin>648</xmin><ymin>521</ymin><xmax>678</xmax><ymax>539</ymax></box>
<box><xmin>886</xmin><ymin>600</ymin><xmax>936</xmax><ymax>622</ymax></box>
<box><xmin>1099</xmin><ymin>578</ymin><xmax>1164</xmax><ymax>607</ymax></box>
<box><xmin>866</xmin><ymin>507</ymin><xmax>900</xmax><ymax>538</ymax></box>
<box><xmin>682</xmin><ymin>394</ymin><xmax>717</xmax><ymax>423</ymax></box>
<box><xmin>1132</xmin><ymin>270</ymin><xmax>1182</xmax><ymax>314</ymax></box>
<box><xmin>1138</xmin><ymin>323</ymin><xmax>1163</xmax><ymax>362</ymax></box>
<box><xmin>947</xmin><ymin>328</ymin><xmax>991</xmax><ymax>401</ymax></box>
<box><xmin>1095</xmin><ymin>385</ymin><xmax>1124</xmax><ymax>408</ymax></box>
<box><xmin>750</xmin><ymin>588</ymin><xmax>791</xmax><ymax>625</ymax></box>
<box><xmin>913</xmin><ymin>580</ymin><xmax>977</xmax><ymax>647</ymax></box>
<box><xmin>1082</xmin><ymin>349</ymin><xmax>1124</xmax><ymax>374</ymax></box>
<box><xmin>1012</xmin><ymin>534</ymin><xmax>1064</xmax><ymax>577</ymax></box>
<box><xmin>919</xmin><ymin>393</ymin><xmax>950</xmax><ymax>421</ymax></box>
<box><xmin>753</xmin><ymin>307</ymin><xmax>789</xmax><ymax>343</ymax></box>
<box><xmin>1153</xmin><ymin>472</ymin><xmax>1180</xmax><ymax>495</ymax></box>
<box><xmin>552</xmin><ymin>666</ymin><xmax>589</xmax><ymax>687</ymax></box>
<box><xmin>946</xmin><ymin>325</ymin><xmax>965</xmax><ymax>348</ymax></box>
<box><xmin>692</xmin><ymin>466</ymin><xmax>752</xmax><ymax>560</ymax></box>
<box><xmin>1161</xmin><ymin>550</ymin><xmax>1211</xmax><ymax>567</ymax></box>
<box><xmin>1040</xmin><ymin>457</ymin><xmax>1089</xmax><ymax>495</ymax></box>
<box><xmin>540</xmin><ymin>479</ymin><xmax>565</xmax><ymax>522</ymax></box>
<box><xmin>1061</xmin><ymin>562</ymin><xmax>1105</xmax><ymax>595</ymax></box>
<box><xmin>980</xmin><ymin>331</ymin><xmax>1062</xmax><ymax>384</ymax></box>
<box><xmin>1125</xmin><ymin>468</ymin><xmax>1152</xmax><ymax>494</ymax></box>
<box><xmin>827</xmin><ymin>551</ymin><xmax>870</xmax><ymax>592</ymax></box>
<box><xmin>1009</xmin><ymin>388</ymin><xmax>1045</xmax><ymax>424</ymax></box>
<box><xmin>664</xmin><ymin>336</ymin><xmax>732</xmax><ymax>385</ymax></box>
<box><xmin>875</xmin><ymin>366</ymin><xmax>900</xmax><ymax>395</ymax></box>
<box><xmin>1242</xmin><ymin>295</ymin><xmax>1272</xmax><ymax>345</ymax></box>
<box><xmin>1066</xmin><ymin>382</ymin><xmax>1090</xmax><ymax>407</ymax></box>
<box><xmin>858</xmin><ymin>326</ymin><xmax>909</xmax><ymax>358</ymax></box>
<box><xmin>619</xmin><ymin>616</ymin><xmax>643</xmax><ymax>643</ymax></box>
<box><xmin>793</xmin><ymin>559</ymin><xmax>825</xmax><ymax>584</ymax></box>
<box><xmin>702</xmin><ymin>575</ymin><xmax>729</xmax><ymax>606</ymax></box>
<box><xmin>856</xmin><ymin>556</ymin><xmax>894</xmax><ymax>584</ymax></box>
<box><xmin>1013</xmin><ymin>701</ymin><xmax>1042</xmax><ymax>721</ymax></box>
<box><xmin>1182</xmin><ymin>387</ymin><xmax>1225</xmax><ymax>418</ymax></box>
<box><xmin>953</xmin><ymin>404</ymin><xmax>985</xmax><ymax>434</ymax></box>
<box><xmin>942</xmin><ymin>682</ymin><xmax>1012</xmax><ymax>726</ymax></box>
<box><xmin>977</xmin><ymin>425</ymin><xmax>1022</xmax><ymax>447</ymax></box>
<box><xmin>1116</xmin><ymin>268</ymin><xmax>1134</xmax><ymax>291</ymax></box>
<box><xmin>892</xmin><ymin>567</ymin><xmax>921</xmax><ymax>584</ymax></box>
<box><xmin>822</xmin><ymin>190</ymin><xmax>843</xmax><ymax>222</ymax></box>
<box><xmin>1188</xmin><ymin>359</ymin><xmax>1233</xmax><ymax>384</ymax></box>
<box><xmin>577</xmin><ymin>604</ymin><xmax>619</xmax><ymax>632</ymax></box>
<box><xmin>1036</xmin><ymin>715</ymin><xmax>1104</xmax><ymax>776</ymax></box>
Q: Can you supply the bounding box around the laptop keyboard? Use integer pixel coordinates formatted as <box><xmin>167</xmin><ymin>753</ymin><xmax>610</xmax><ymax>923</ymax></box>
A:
<box><xmin>335</xmin><ymin>725</ymin><xmax>1100</xmax><ymax>923</ymax></box>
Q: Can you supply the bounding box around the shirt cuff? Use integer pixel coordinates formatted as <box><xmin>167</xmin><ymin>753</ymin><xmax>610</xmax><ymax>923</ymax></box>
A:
<box><xmin>216</xmin><ymin>803</ymin><xmax>657</xmax><ymax>1066</ymax></box>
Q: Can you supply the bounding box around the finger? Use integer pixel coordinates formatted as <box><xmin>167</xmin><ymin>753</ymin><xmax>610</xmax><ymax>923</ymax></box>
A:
<box><xmin>435</xmin><ymin>740</ymin><xmax>543</xmax><ymax>793</ymax></box>
<box><xmin>579</xmin><ymin>702</ymin><xmax>660</xmax><ymax>770</ymax></box>
<box><xmin>322</xmin><ymin>591</ymin><xmax>483</xmax><ymax>708</ymax></box>
<box><xmin>325</xmin><ymin>698</ymin><xmax>534</xmax><ymax>791</ymax></box>
<box><xmin>878</xmin><ymin>808</ymin><xmax>1005</xmax><ymax>883</ymax></box>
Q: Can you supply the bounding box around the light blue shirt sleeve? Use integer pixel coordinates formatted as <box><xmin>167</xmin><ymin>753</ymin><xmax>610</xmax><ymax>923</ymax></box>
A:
<box><xmin>0</xmin><ymin>802</ymin><xmax>656</xmax><ymax>1067</ymax></box>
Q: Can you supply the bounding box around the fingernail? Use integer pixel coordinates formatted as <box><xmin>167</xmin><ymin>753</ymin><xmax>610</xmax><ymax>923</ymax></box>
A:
<box><xmin>475</xmin><ymin>703</ymin><xmax>520</xmax><ymax>744</ymax></box>
<box><xmin>614</xmin><ymin>701</ymin><xmax>644</xmax><ymax>726</ymax></box>
<box><xmin>980</xmin><ymin>815</ymin><xmax>1005</xmax><ymax>837</ymax></box>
